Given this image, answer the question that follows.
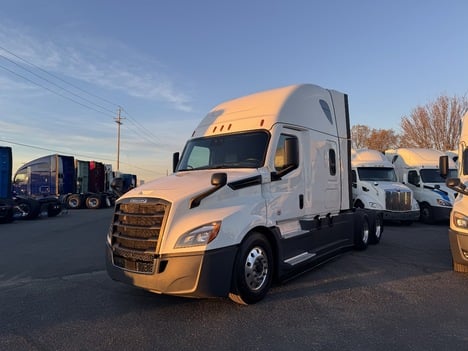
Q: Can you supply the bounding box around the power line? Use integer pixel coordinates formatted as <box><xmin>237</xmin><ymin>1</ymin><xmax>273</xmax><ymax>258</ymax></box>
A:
<box><xmin>0</xmin><ymin>52</ymin><xmax>117</xmax><ymax>116</ymax></box>
<box><xmin>0</xmin><ymin>45</ymin><xmax>165</xmax><ymax>175</ymax></box>
<box><xmin>0</xmin><ymin>44</ymin><xmax>120</xmax><ymax>108</ymax></box>
<box><xmin>0</xmin><ymin>137</ymin><xmax>159</xmax><ymax>174</ymax></box>
<box><xmin>121</xmin><ymin>107</ymin><xmax>162</xmax><ymax>144</ymax></box>
<box><xmin>0</xmin><ymin>61</ymin><xmax>115</xmax><ymax>118</ymax></box>
<box><xmin>0</xmin><ymin>47</ymin><xmax>162</xmax><ymax>142</ymax></box>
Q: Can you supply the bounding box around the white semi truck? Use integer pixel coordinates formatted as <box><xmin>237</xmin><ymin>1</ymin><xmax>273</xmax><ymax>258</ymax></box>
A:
<box><xmin>443</xmin><ymin>111</ymin><xmax>468</xmax><ymax>272</ymax></box>
<box><xmin>387</xmin><ymin>148</ymin><xmax>457</xmax><ymax>223</ymax></box>
<box><xmin>351</xmin><ymin>149</ymin><xmax>419</xmax><ymax>224</ymax></box>
<box><xmin>106</xmin><ymin>84</ymin><xmax>382</xmax><ymax>304</ymax></box>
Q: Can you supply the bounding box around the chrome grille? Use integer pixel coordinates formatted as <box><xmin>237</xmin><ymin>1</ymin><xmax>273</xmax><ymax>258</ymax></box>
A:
<box><xmin>385</xmin><ymin>190</ymin><xmax>412</xmax><ymax>211</ymax></box>
<box><xmin>110</xmin><ymin>198</ymin><xmax>170</xmax><ymax>273</ymax></box>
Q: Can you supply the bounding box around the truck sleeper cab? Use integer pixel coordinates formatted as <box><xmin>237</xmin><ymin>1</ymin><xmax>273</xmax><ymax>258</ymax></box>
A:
<box><xmin>106</xmin><ymin>84</ymin><xmax>381</xmax><ymax>304</ymax></box>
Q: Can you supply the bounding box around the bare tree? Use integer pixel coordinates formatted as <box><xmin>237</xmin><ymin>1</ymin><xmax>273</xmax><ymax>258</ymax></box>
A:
<box><xmin>400</xmin><ymin>95</ymin><xmax>468</xmax><ymax>150</ymax></box>
<box><xmin>351</xmin><ymin>124</ymin><xmax>371</xmax><ymax>149</ymax></box>
<box><xmin>351</xmin><ymin>124</ymin><xmax>399</xmax><ymax>151</ymax></box>
<box><xmin>367</xmin><ymin>129</ymin><xmax>400</xmax><ymax>152</ymax></box>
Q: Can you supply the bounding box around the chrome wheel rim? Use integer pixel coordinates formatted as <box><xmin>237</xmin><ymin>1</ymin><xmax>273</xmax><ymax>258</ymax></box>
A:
<box><xmin>244</xmin><ymin>246</ymin><xmax>269</xmax><ymax>291</ymax></box>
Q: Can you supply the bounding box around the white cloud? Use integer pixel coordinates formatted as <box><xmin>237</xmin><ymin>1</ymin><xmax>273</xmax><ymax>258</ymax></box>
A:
<box><xmin>0</xmin><ymin>21</ymin><xmax>193</xmax><ymax>112</ymax></box>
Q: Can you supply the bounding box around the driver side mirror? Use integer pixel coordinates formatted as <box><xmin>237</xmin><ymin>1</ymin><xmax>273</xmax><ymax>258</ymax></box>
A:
<box><xmin>440</xmin><ymin>155</ymin><xmax>448</xmax><ymax>178</ymax></box>
<box><xmin>173</xmin><ymin>152</ymin><xmax>180</xmax><ymax>173</ymax></box>
<box><xmin>446</xmin><ymin>177</ymin><xmax>468</xmax><ymax>196</ymax></box>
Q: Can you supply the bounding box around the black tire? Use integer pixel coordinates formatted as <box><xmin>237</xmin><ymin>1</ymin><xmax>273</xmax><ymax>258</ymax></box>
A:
<box><xmin>85</xmin><ymin>195</ymin><xmax>102</xmax><ymax>209</ymax></box>
<box><xmin>0</xmin><ymin>207</ymin><xmax>14</xmax><ymax>223</ymax></box>
<box><xmin>229</xmin><ymin>233</ymin><xmax>273</xmax><ymax>305</ymax></box>
<box><xmin>16</xmin><ymin>199</ymin><xmax>41</xmax><ymax>220</ymax></box>
<box><xmin>67</xmin><ymin>194</ymin><xmax>82</xmax><ymax>209</ymax></box>
<box><xmin>354</xmin><ymin>212</ymin><xmax>370</xmax><ymax>250</ymax></box>
<box><xmin>369</xmin><ymin>212</ymin><xmax>383</xmax><ymax>245</ymax></box>
<box><xmin>354</xmin><ymin>200</ymin><xmax>364</xmax><ymax>209</ymax></box>
<box><xmin>420</xmin><ymin>203</ymin><xmax>434</xmax><ymax>224</ymax></box>
<box><xmin>47</xmin><ymin>203</ymin><xmax>62</xmax><ymax>217</ymax></box>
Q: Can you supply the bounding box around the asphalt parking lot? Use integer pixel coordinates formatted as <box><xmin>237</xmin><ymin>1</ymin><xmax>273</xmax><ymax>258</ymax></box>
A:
<box><xmin>1</xmin><ymin>210</ymin><xmax>467</xmax><ymax>351</ymax></box>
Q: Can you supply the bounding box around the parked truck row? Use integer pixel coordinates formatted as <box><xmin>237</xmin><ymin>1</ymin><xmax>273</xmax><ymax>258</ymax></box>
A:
<box><xmin>0</xmin><ymin>146</ymin><xmax>137</xmax><ymax>223</ymax></box>
<box><xmin>350</xmin><ymin>147</ymin><xmax>458</xmax><ymax>225</ymax></box>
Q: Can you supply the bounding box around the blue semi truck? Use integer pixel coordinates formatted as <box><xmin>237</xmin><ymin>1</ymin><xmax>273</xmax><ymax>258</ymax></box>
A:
<box><xmin>0</xmin><ymin>146</ymin><xmax>62</xmax><ymax>222</ymax></box>
<box><xmin>0</xmin><ymin>146</ymin><xmax>137</xmax><ymax>223</ymax></box>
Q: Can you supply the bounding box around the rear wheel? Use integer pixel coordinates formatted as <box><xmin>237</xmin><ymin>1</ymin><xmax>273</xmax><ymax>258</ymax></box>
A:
<box><xmin>85</xmin><ymin>195</ymin><xmax>102</xmax><ymax>209</ymax></box>
<box><xmin>67</xmin><ymin>194</ymin><xmax>82</xmax><ymax>209</ymax></box>
<box><xmin>229</xmin><ymin>233</ymin><xmax>273</xmax><ymax>305</ymax></box>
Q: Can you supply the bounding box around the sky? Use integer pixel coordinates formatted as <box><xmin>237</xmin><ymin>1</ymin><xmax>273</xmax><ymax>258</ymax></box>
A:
<box><xmin>0</xmin><ymin>0</ymin><xmax>467</xmax><ymax>182</ymax></box>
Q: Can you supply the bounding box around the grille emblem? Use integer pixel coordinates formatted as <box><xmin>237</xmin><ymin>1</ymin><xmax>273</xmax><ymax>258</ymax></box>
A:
<box><xmin>130</xmin><ymin>198</ymin><xmax>148</xmax><ymax>203</ymax></box>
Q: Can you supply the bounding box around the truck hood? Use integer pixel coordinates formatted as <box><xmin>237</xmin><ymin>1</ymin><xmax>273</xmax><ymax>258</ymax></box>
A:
<box><xmin>120</xmin><ymin>169</ymin><xmax>261</xmax><ymax>203</ymax></box>
<box><xmin>423</xmin><ymin>183</ymin><xmax>457</xmax><ymax>202</ymax></box>
<box><xmin>360</xmin><ymin>181</ymin><xmax>411</xmax><ymax>193</ymax></box>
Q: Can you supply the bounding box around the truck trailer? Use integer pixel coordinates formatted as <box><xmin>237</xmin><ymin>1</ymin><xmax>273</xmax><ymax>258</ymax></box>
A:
<box><xmin>106</xmin><ymin>83</ymin><xmax>382</xmax><ymax>304</ymax></box>
<box><xmin>12</xmin><ymin>154</ymin><xmax>136</xmax><ymax>210</ymax></box>
<box><xmin>387</xmin><ymin>148</ymin><xmax>457</xmax><ymax>223</ymax></box>
<box><xmin>351</xmin><ymin>149</ymin><xmax>419</xmax><ymax>224</ymax></box>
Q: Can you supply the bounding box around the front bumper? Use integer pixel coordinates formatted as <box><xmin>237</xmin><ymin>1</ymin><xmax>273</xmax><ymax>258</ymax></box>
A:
<box><xmin>448</xmin><ymin>228</ymin><xmax>468</xmax><ymax>266</ymax></box>
<box><xmin>106</xmin><ymin>243</ymin><xmax>237</xmax><ymax>298</ymax></box>
<box><xmin>383</xmin><ymin>209</ymin><xmax>420</xmax><ymax>222</ymax></box>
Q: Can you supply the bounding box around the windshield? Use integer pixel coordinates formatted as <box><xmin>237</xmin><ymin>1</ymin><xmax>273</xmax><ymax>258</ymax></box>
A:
<box><xmin>357</xmin><ymin>167</ymin><xmax>397</xmax><ymax>182</ymax></box>
<box><xmin>420</xmin><ymin>168</ymin><xmax>457</xmax><ymax>183</ymax></box>
<box><xmin>176</xmin><ymin>131</ymin><xmax>269</xmax><ymax>171</ymax></box>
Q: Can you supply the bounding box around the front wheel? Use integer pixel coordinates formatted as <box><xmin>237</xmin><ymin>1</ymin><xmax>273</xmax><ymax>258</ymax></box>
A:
<box><xmin>354</xmin><ymin>212</ymin><xmax>370</xmax><ymax>251</ymax></box>
<box><xmin>229</xmin><ymin>233</ymin><xmax>273</xmax><ymax>305</ymax></box>
<box><xmin>16</xmin><ymin>199</ymin><xmax>41</xmax><ymax>220</ymax></box>
<box><xmin>420</xmin><ymin>203</ymin><xmax>435</xmax><ymax>224</ymax></box>
<box><xmin>369</xmin><ymin>213</ymin><xmax>383</xmax><ymax>244</ymax></box>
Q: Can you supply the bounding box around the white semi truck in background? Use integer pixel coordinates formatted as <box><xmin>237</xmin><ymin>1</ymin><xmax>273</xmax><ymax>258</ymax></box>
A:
<box><xmin>106</xmin><ymin>84</ymin><xmax>382</xmax><ymax>304</ymax></box>
<box><xmin>351</xmin><ymin>149</ymin><xmax>419</xmax><ymax>224</ymax></box>
<box><xmin>386</xmin><ymin>148</ymin><xmax>457</xmax><ymax>224</ymax></box>
<box><xmin>443</xmin><ymin>111</ymin><xmax>468</xmax><ymax>272</ymax></box>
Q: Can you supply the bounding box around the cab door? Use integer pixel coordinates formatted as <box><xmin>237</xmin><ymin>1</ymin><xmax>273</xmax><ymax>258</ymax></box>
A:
<box><xmin>267</xmin><ymin>128</ymin><xmax>305</xmax><ymax>238</ymax></box>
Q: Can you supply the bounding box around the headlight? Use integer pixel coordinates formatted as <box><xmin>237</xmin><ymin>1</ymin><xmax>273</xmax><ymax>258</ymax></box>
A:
<box><xmin>368</xmin><ymin>202</ymin><xmax>381</xmax><ymax>209</ymax></box>
<box><xmin>175</xmin><ymin>221</ymin><xmax>221</xmax><ymax>248</ymax></box>
<box><xmin>453</xmin><ymin>211</ymin><xmax>468</xmax><ymax>229</ymax></box>
<box><xmin>436</xmin><ymin>198</ymin><xmax>452</xmax><ymax>207</ymax></box>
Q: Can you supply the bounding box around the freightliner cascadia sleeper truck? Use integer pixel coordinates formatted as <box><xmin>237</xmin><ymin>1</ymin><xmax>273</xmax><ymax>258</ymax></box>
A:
<box><xmin>106</xmin><ymin>84</ymin><xmax>382</xmax><ymax>304</ymax></box>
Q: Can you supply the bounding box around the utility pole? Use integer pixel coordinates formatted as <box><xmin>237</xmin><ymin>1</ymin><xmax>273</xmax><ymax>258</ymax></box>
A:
<box><xmin>115</xmin><ymin>107</ymin><xmax>125</xmax><ymax>171</ymax></box>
